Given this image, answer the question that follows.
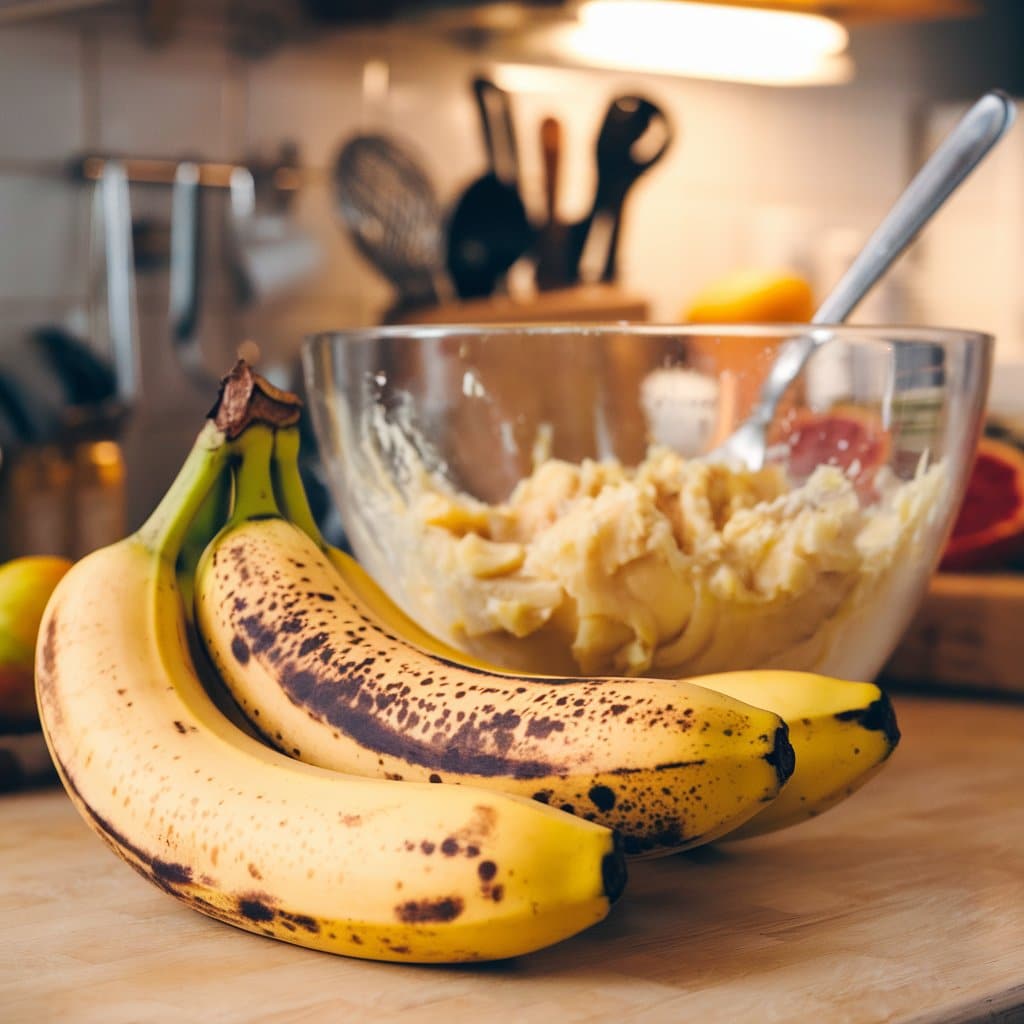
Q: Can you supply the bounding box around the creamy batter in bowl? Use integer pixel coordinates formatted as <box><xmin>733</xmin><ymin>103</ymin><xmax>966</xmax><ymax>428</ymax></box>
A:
<box><xmin>303</xmin><ymin>324</ymin><xmax>991</xmax><ymax>682</ymax></box>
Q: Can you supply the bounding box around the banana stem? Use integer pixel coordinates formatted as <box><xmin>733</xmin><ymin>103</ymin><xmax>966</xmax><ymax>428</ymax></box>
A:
<box><xmin>229</xmin><ymin>424</ymin><xmax>281</xmax><ymax>524</ymax></box>
<box><xmin>135</xmin><ymin>361</ymin><xmax>304</xmax><ymax>562</ymax></box>
<box><xmin>271</xmin><ymin>427</ymin><xmax>326</xmax><ymax>548</ymax></box>
<box><xmin>136</xmin><ymin>421</ymin><xmax>231</xmax><ymax>561</ymax></box>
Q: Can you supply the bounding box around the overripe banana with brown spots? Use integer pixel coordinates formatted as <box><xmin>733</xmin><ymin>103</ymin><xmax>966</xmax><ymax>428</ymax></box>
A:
<box><xmin>195</xmin><ymin>424</ymin><xmax>795</xmax><ymax>858</ymax></box>
<box><xmin>266</xmin><ymin>432</ymin><xmax>900</xmax><ymax>843</ymax></box>
<box><xmin>35</xmin><ymin>368</ymin><xmax>626</xmax><ymax>964</ymax></box>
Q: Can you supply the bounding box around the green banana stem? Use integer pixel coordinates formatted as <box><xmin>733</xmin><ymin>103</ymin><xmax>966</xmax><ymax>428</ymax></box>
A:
<box><xmin>270</xmin><ymin>426</ymin><xmax>326</xmax><ymax>548</ymax></box>
<box><xmin>136</xmin><ymin>421</ymin><xmax>232</xmax><ymax>561</ymax></box>
<box><xmin>136</xmin><ymin>359</ymin><xmax>302</xmax><ymax>562</ymax></box>
<box><xmin>177</xmin><ymin>467</ymin><xmax>234</xmax><ymax>617</ymax></box>
<box><xmin>228</xmin><ymin>423</ymin><xmax>281</xmax><ymax>524</ymax></box>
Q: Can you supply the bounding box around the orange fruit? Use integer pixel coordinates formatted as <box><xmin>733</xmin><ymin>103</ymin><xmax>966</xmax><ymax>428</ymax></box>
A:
<box><xmin>682</xmin><ymin>270</ymin><xmax>815</xmax><ymax>434</ymax></box>
<box><xmin>684</xmin><ymin>269</ymin><xmax>814</xmax><ymax>324</ymax></box>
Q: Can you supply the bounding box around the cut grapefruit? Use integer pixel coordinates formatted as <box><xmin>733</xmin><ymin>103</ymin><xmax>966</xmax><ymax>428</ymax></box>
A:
<box><xmin>772</xmin><ymin>405</ymin><xmax>890</xmax><ymax>494</ymax></box>
<box><xmin>940</xmin><ymin>436</ymin><xmax>1024</xmax><ymax>572</ymax></box>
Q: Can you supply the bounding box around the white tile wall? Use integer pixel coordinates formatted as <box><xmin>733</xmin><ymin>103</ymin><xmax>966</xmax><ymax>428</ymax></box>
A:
<box><xmin>0</xmin><ymin>175</ymin><xmax>86</xmax><ymax>304</ymax></box>
<box><xmin>916</xmin><ymin>99</ymin><xmax>1024</xmax><ymax>376</ymax></box>
<box><xmin>0</xmin><ymin>11</ymin><xmax>1018</xmax><ymax>526</ymax></box>
<box><xmin>0</xmin><ymin>26</ymin><xmax>85</xmax><ymax>161</ymax></box>
<box><xmin>93</xmin><ymin>26</ymin><xmax>243</xmax><ymax>160</ymax></box>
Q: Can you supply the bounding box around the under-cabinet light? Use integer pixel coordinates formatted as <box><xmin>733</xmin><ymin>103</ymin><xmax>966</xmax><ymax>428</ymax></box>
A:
<box><xmin>553</xmin><ymin>0</ymin><xmax>852</xmax><ymax>85</ymax></box>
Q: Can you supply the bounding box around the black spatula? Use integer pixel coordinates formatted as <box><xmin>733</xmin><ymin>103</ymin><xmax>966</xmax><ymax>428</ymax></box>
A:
<box><xmin>569</xmin><ymin>95</ymin><xmax>673</xmax><ymax>285</ymax></box>
<box><xmin>333</xmin><ymin>133</ymin><xmax>449</xmax><ymax>312</ymax></box>
<box><xmin>446</xmin><ymin>76</ymin><xmax>534</xmax><ymax>300</ymax></box>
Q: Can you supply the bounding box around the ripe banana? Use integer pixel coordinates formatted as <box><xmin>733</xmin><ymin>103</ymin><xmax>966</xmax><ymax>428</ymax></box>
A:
<box><xmin>270</xmin><ymin>427</ymin><xmax>901</xmax><ymax>844</ymax></box>
<box><xmin>705</xmin><ymin>671</ymin><xmax>899</xmax><ymax>841</ymax></box>
<box><xmin>196</xmin><ymin>424</ymin><xmax>794</xmax><ymax>858</ymax></box>
<box><xmin>35</xmin><ymin>369</ymin><xmax>625</xmax><ymax>963</ymax></box>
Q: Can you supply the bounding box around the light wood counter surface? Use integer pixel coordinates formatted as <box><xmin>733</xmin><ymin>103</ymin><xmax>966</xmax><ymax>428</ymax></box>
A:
<box><xmin>3</xmin><ymin>694</ymin><xmax>1023</xmax><ymax>1024</ymax></box>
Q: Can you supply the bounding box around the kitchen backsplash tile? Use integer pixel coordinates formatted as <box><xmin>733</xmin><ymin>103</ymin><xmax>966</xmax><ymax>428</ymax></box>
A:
<box><xmin>917</xmin><ymin>100</ymin><xmax>1024</xmax><ymax>368</ymax></box>
<box><xmin>93</xmin><ymin>26</ymin><xmax>242</xmax><ymax>160</ymax></box>
<box><xmin>243</xmin><ymin>35</ymin><xmax>367</xmax><ymax>170</ymax></box>
<box><xmin>0</xmin><ymin>175</ymin><xmax>86</xmax><ymax>305</ymax></box>
<box><xmin>0</xmin><ymin>26</ymin><xmax>84</xmax><ymax>162</ymax></box>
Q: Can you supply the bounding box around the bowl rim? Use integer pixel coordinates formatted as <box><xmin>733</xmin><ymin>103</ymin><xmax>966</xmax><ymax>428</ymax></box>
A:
<box><xmin>303</xmin><ymin>322</ymin><xmax>995</xmax><ymax>348</ymax></box>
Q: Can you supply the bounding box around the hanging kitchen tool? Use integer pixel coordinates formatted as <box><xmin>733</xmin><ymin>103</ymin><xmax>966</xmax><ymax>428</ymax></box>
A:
<box><xmin>533</xmin><ymin>115</ymin><xmax>575</xmax><ymax>292</ymax></box>
<box><xmin>168</xmin><ymin>160</ymin><xmax>218</xmax><ymax>387</ymax></box>
<box><xmin>569</xmin><ymin>95</ymin><xmax>673</xmax><ymax>285</ymax></box>
<box><xmin>69</xmin><ymin>160</ymin><xmax>136</xmax><ymax>555</ymax></box>
<box><xmin>446</xmin><ymin>75</ymin><xmax>535</xmax><ymax>300</ymax></box>
<box><xmin>11</xmin><ymin>160</ymin><xmax>140</xmax><ymax>442</ymax></box>
<box><xmin>333</xmin><ymin>133</ymin><xmax>450</xmax><ymax>315</ymax></box>
<box><xmin>91</xmin><ymin>159</ymin><xmax>141</xmax><ymax>411</ymax></box>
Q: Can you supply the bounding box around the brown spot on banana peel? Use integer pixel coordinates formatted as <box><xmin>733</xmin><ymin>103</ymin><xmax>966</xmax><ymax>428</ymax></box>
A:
<box><xmin>35</xmin><ymin>612</ymin><xmax>67</xmax><ymax>733</ymax></box>
<box><xmin>40</xmin><ymin>611</ymin><xmax>59</xmax><ymax>680</ymax></box>
<box><xmin>395</xmin><ymin>896</ymin><xmax>464</xmax><ymax>924</ymax></box>
<box><xmin>231</xmin><ymin>636</ymin><xmax>251</xmax><ymax>665</ymax></box>
<box><xmin>238</xmin><ymin>896</ymin><xmax>276</xmax><ymax>923</ymax></box>
<box><xmin>835</xmin><ymin>694</ymin><xmax>901</xmax><ymax>753</ymax></box>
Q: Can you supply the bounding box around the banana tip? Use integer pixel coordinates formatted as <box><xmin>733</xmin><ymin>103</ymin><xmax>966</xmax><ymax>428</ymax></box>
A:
<box><xmin>765</xmin><ymin>724</ymin><xmax>796</xmax><ymax>787</ymax></box>
<box><xmin>602</xmin><ymin>833</ymin><xmax>628</xmax><ymax>905</ymax></box>
<box><xmin>835</xmin><ymin>694</ymin><xmax>901</xmax><ymax>751</ymax></box>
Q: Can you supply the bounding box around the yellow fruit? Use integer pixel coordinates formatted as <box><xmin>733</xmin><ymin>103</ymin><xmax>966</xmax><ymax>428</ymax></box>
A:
<box><xmin>37</xmin><ymin>378</ymin><xmax>625</xmax><ymax>964</ymax></box>
<box><xmin>0</xmin><ymin>555</ymin><xmax>72</xmax><ymax>721</ymax></box>
<box><xmin>684</xmin><ymin>269</ymin><xmax>814</xmax><ymax>324</ymax></box>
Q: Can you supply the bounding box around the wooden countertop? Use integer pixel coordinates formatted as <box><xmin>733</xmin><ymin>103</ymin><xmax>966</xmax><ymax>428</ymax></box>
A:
<box><xmin>3</xmin><ymin>694</ymin><xmax>1023</xmax><ymax>1024</ymax></box>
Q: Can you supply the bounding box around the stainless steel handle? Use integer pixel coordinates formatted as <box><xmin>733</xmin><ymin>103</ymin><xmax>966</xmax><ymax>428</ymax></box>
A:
<box><xmin>226</xmin><ymin>165</ymin><xmax>256</xmax><ymax>305</ymax></box>
<box><xmin>168</xmin><ymin>160</ymin><xmax>222</xmax><ymax>386</ymax></box>
<box><xmin>169</xmin><ymin>161</ymin><xmax>201</xmax><ymax>350</ymax></box>
<box><xmin>96</xmin><ymin>159</ymin><xmax>140</xmax><ymax>405</ymax></box>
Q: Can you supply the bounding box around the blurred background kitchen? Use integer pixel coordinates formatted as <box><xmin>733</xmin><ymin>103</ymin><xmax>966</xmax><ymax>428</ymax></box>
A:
<box><xmin>0</xmin><ymin>0</ymin><xmax>1021</xmax><ymax>553</ymax></box>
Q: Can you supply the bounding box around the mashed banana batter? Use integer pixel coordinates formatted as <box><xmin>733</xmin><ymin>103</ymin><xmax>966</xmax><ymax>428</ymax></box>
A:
<box><xmin>378</xmin><ymin>445</ymin><xmax>946</xmax><ymax>679</ymax></box>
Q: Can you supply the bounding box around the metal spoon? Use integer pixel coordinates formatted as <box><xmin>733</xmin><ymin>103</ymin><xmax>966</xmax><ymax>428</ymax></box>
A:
<box><xmin>709</xmin><ymin>89</ymin><xmax>1016</xmax><ymax>470</ymax></box>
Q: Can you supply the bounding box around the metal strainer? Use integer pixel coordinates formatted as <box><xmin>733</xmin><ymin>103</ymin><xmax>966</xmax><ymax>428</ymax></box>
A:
<box><xmin>333</xmin><ymin>133</ymin><xmax>450</xmax><ymax>313</ymax></box>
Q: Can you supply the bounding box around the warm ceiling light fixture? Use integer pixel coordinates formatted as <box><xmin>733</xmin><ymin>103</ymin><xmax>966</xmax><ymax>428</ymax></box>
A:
<box><xmin>553</xmin><ymin>0</ymin><xmax>853</xmax><ymax>85</ymax></box>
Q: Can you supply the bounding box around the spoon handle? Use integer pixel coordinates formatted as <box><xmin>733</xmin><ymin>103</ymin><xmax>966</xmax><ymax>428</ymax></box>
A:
<box><xmin>753</xmin><ymin>91</ymin><xmax>1016</xmax><ymax>431</ymax></box>
<box><xmin>814</xmin><ymin>89</ymin><xmax>1015</xmax><ymax>325</ymax></box>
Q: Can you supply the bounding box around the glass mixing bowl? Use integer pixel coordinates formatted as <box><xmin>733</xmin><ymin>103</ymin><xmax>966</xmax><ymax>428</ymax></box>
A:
<box><xmin>302</xmin><ymin>324</ymin><xmax>992</xmax><ymax>682</ymax></box>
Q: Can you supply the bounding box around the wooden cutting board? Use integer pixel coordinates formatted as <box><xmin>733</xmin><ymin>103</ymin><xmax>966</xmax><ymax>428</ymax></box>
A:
<box><xmin>882</xmin><ymin>572</ymin><xmax>1024</xmax><ymax>695</ymax></box>
<box><xmin>3</xmin><ymin>695</ymin><xmax>1024</xmax><ymax>1024</ymax></box>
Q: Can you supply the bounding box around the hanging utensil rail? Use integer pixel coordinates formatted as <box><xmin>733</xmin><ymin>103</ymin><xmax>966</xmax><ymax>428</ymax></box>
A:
<box><xmin>68</xmin><ymin>154</ymin><xmax>323</xmax><ymax>198</ymax></box>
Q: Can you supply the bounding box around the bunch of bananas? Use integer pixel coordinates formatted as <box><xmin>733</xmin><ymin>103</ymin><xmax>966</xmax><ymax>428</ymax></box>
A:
<box><xmin>36</xmin><ymin>362</ymin><xmax>900</xmax><ymax>964</ymax></box>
